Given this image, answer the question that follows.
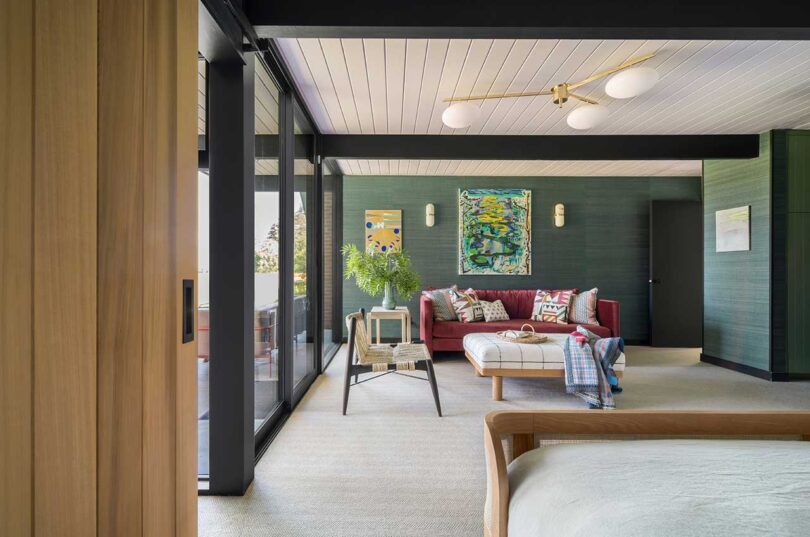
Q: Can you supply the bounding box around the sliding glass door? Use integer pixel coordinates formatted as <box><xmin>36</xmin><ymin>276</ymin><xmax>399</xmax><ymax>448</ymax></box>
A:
<box><xmin>254</xmin><ymin>57</ymin><xmax>283</xmax><ymax>434</ymax></box>
<box><xmin>292</xmin><ymin>107</ymin><xmax>317</xmax><ymax>392</ymax></box>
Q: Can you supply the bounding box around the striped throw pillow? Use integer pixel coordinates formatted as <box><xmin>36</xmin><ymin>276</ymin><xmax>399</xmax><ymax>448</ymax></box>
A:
<box><xmin>569</xmin><ymin>287</ymin><xmax>599</xmax><ymax>325</ymax></box>
<box><xmin>422</xmin><ymin>286</ymin><xmax>458</xmax><ymax>321</ymax></box>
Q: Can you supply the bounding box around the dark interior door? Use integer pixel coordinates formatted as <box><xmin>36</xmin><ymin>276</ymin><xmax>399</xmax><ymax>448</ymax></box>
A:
<box><xmin>650</xmin><ymin>200</ymin><xmax>702</xmax><ymax>347</ymax></box>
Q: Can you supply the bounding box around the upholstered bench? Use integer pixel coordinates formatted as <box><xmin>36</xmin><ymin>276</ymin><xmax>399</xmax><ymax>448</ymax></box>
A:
<box><xmin>462</xmin><ymin>333</ymin><xmax>625</xmax><ymax>401</ymax></box>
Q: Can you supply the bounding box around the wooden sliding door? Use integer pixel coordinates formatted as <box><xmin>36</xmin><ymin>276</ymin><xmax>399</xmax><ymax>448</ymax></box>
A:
<box><xmin>0</xmin><ymin>0</ymin><xmax>198</xmax><ymax>535</ymax></box>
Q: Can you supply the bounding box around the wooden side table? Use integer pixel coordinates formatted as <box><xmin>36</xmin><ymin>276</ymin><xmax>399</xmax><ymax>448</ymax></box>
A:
<box><xmin>366</xmin><ymin>306</ymin><xmax>411</xmax><ymax>344</ymax></box>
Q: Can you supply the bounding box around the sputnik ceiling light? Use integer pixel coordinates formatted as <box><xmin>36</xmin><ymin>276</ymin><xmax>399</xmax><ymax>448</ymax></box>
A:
<box><xmin>441</xmin><ymin>53</ymin><xmax>658</xmax><ymax>130</ymax></box>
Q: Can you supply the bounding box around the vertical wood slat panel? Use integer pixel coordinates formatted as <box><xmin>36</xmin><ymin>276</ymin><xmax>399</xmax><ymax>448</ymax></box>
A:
<box><xmin>34</xmin><ymin>0</ymin><xmax>98</xmax><ymax>535</ymax></box>
<box><xmin>97</xmin><ymin>0</ymin><xmax>145</xmax><ymax>535</ymax></box>
<box><xmin>143</xmin><ymin>0</ymin><xmax>177</xmax><ymax>531</ymax></box>
<box><xmin>0</xmin><ymin>2</ymin><xmax>34</xmax><ymax>535</ymax></box>
<box><xmin>175</xmin><ymin>0</ymin><xmax>200</xmax><ymax>534</ymax></box>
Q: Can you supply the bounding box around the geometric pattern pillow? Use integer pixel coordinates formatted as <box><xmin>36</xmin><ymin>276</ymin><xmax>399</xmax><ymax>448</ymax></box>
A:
<box><xmin>539</xmin><ymin>297</ymin><xmax>568</xmax><ymax>324</ymax></box>
<box><xmin>532</xmin><ymin>289</ymin><xmax>575</xmax><ymax>321</ymax></box>
<box><xmin>568</xmin><ymin>287</ymin><xmax>599</xmax><ymax>325</ymax></box>
<box><xmin>480</xmin><ymin>299</ymin><xmax>510</xmax><ymax>322</ymax></box>
<box><xmin>451</xmin><ymin>288</ymin><xmax>484</xmax><ymax>323</ymax></box>
<box><xmin>421</xmin><ymin>286</ymin><xmax>458</xmax><ymax>321</ymax></box>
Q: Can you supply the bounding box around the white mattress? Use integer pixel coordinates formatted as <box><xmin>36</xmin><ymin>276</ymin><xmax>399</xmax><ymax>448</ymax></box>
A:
<box><xmin>506</xmin><ymin>439</ymin><xmax>810</xmax><ymax>536</ymax></box>
<box><xmin>463</xmin><ymin>332</ymin><xmax>625</xmax><ymax>371</ymax></box>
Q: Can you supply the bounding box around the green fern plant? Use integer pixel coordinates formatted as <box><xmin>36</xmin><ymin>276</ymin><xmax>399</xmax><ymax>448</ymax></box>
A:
<box><xmin>341</xmin><ymin>244</ymin><xmax>421</xmax><ymax>300</ymax></box>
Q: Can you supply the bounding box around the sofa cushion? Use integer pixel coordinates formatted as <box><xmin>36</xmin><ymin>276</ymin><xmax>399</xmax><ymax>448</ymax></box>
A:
<box><xmin>476</xmin><ymin>289</ymin><xmax>536</xmax><ymax>319</ymax></box>
<box><xmin>433</xmin><ymin>319</ymin><xmax>611</xmax><ymax>339</ymax></box>
<box><xmin>422</xmin><ymin>286</ymin><xmax>458</xmax><ymax>321</ymax></box>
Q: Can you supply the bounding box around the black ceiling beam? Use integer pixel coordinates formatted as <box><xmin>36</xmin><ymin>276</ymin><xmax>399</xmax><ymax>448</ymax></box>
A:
<box><xmin>317</xmin><ymin>135</ymin><xmax>759</xmax><ymax>161</ymax></box>
<box><xmin>255</xmin><ymin>134</ymin><xmax>314</xmax><ymax>160</ymax></box>
<box><xmin>199</xmin><ymin>0</ymin><xmax>244</xmax><ymax>63</ymax></box>
<box><xmin>246</xmin><ymin>0</ymin><xmax>810</xmax><ymax>40</ymax></box>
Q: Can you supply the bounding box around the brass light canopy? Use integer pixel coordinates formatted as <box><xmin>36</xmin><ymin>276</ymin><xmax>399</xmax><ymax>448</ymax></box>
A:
<box><xmin>443</xmin><ymin>53</ymin><xmax>656</xmax><ymax>109</ymax></box>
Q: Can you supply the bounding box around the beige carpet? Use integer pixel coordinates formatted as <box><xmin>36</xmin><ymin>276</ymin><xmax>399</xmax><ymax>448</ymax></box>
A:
<box><xmin>199</xmin><ymin>346</ymin><xmax>810</xmax><ymax>537</ymax></box>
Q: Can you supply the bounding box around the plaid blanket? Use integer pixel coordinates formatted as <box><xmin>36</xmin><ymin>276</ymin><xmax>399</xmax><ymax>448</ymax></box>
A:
<box><xmin>563</xmin><ymin>326</ymin><xmax>624</xmax><ymax>409</ymax></box>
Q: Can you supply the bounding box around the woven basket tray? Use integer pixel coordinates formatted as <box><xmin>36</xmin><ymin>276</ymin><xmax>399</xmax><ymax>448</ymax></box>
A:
<box><xmin>496</xmin><ymin>324</ymin><xmax>548</xmax><ymax>344</ymax></box>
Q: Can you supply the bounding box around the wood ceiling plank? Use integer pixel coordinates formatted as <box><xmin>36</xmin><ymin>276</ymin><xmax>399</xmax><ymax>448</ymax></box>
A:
<box><xmin>413</xmin><ymin>39</ymin><xmax>450</xmax><ymax>133</ymax></box>
<box><xmin>466</xmin><ymin>39</ymin><xmax>538</xmax><ymax>134</ymax></box>
<box><xmin>489</xmin><ymin>39</ymin><xmax>581</xmax><ymax>134</ymax></box>
<box><xmin>400</xmin><ymin>39</ymin><xmax>428</xmax><ymax>133</ymax></box>
<box><xmin>320</xmin><ymin>38</ymin><xmax>362</xmax><ymax>132</ymax></box>
<box><xmin>364</xmin><ymin>38</ymin><xmax>389</xmax><ymax>133</ymax></box>
<box><xmin>341</xmin><ymin>39</ymin><xmax>375</xmax><ymax>133</ymax></box>
<box><xmin>298</xmin><ymin>38</ymin><xmax>349</xmax><ymax>132</ymax></box>
<box><xmin>276</xmin><ymin>38</ymin><xmax>337</xmax><ymax>132</ymax></box>
<box><xmin>510</xmin><ymin>39</ymin><xmax>606</xmax><ymax>133</ymax></box>
<box><xmin>476</xmin><ymin>40</ymin><xmax>557</xmax><ymax>133</ymax></box>
<box><xmin>426</xmin><ymin>39</ymin><xmax>472</xmax><ymax>133</ymax></box>
<box><xmin>439</xmin><ymin>39</ymin><xmax>494</xmax><ymax>134</ymax></box>
<box><xmin>383</xmin><ymin>39</ymin><xmax>406</xmax><ymax>134</ymax></box>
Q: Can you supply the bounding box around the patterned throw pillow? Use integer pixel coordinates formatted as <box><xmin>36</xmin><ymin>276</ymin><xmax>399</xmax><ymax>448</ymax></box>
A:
<box><xmin>421</xmin><ymin>286</ymin><xmax>458</xmax><ymax>321</ymax></box>
<box><xmin>569</xmin><ymin>287</ymin><xmax>599</xmax><ymax>325</ymax></box>
<box><xmin>480</xmin><ymin>299</ymin><xmax>510</xmax><ymax>322</ymax></box>
<box><xmin>451</xmin><ymin>288</ymin><xmax>484</xmax><ymax>323</ymax></box>
<box><xmin>539</xmin><ymin>296</ymin><xmax>568</xmax><ymax>324</ymax></box>
<box><xmin>532</xmin><ymin>289</ymin><xmax>575</xmax><ymax>321</ymax></box>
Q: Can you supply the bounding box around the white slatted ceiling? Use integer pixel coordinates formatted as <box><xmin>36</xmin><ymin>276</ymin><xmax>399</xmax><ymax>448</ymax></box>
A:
<box><xmin>335</xmin><ymin>159</ymin><xmax>701</xmax><ymax>177</ymax></box>
<box><xmin>278</xmin><ymin>38</ymin><xmax>810</xmax><ymax>137</ymax></box>
<box><xmin>255</xmin><ymin>159</ymin><xmax>315</xmax><ymax>176</ymax></box>
<box><xmin>198</xmin><ymin>60</ymin><xmax>206</xmax><ymax>135</ymax></box>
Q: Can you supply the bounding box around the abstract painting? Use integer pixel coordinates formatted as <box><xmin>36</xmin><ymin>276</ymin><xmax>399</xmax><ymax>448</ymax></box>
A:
<box><xmin>458</xmin><ymin>189</ymin><xmax>531</xmax><ymax>275</ymax></box>
<box><xmin>716</xmin><ymin>205</ymin><xmax>750</xmax><ymax>252</ymax></box>
<box><xmin>365</xmin><ymin>209</ymin><xmax>402</xmax><ymax>253</ymax></box>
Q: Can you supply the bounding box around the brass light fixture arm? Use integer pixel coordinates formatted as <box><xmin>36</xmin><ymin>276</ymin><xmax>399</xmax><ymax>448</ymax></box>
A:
<box><xmin>443</xmin><ymin>89</ymin><xmax>552</xmax><ymax>103</ymax></box>
<box><xmin>566</xmin><ymin>52</ymin><xmax>656</xmax><ymax>90</ymax></box>
<box><xmin>569</xmin><ymin>93</ymin><xmax>599</xmax><ymax>105</ymax></box>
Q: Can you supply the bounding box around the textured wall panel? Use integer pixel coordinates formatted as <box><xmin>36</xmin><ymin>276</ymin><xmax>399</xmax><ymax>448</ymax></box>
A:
<box><xmin>343</xmin><ymin>175</ymin><xmax>701</xmax><ymax>342</ymax></box>
<box><xmin>703</xmin><ymin>133</ymin><xmax>771</xmax><ymax>371</ymax></box>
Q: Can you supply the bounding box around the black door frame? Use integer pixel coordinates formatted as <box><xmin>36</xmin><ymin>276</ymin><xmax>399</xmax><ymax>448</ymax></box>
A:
<box><xmin>199</xmin><ymin>0</ymin><xmax>343</xmax><ymax>495</ymax></box>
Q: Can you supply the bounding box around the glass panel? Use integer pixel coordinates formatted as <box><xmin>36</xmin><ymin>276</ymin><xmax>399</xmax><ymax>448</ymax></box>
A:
<box><xmin>197</xmin><ymin>169</ymin><xmax>210</xmax><ymax>477</ymax></box>
<box><xmin>254</xmin><ymin>57</ymin><xmax>282</xmax><ymax>432</ymax></box>
<box><xmin>322</xmin><ymin>170</ymin><xmax>340</xmax><ymax>364</ymax></box>
<box><xmin>293</xmin><ymin>109</ymin><xmax>316</xmax><ymax>387</ymax></box>
<box><xmin>197</xmin><ymin>58</ymin><xmax>209</xmax><ymax>478</ymax></box>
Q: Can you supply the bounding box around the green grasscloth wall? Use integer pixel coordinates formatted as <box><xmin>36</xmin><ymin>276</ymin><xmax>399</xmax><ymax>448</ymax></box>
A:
<box><xmin>342</xmin><ymin>175</ymin><xmax>702</xmax><ymax>342</ymax></box>
<box><xmin>703</xmin><ymin>133</ymin><xmax>772</xmax><ymax>371</ymax></box>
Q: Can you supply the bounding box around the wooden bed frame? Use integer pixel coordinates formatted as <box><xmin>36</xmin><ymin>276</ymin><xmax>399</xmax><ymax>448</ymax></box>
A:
<box><xmin>465</xmin><ymin>351</ymin><xmax>623</xmax><ymax>401</ymax></box>
<box><xmin>483</xmin><ymin>410</ymin><xmax>810</xmax><ymax>537</ymax></box>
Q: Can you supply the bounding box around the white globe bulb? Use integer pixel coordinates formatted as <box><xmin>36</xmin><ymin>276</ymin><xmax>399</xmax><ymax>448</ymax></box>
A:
<box><xmin>605</xmin><ymin>67</ymin><xmax>659</xmax><ymax>99</ymax></box>
<box><xmin>566</xmin><ymin>104</ymin><xmax>610</xmax><ymax>130</ymax></box>
<box><xmin>441</xmin><ymin>102</ymin><xmax>480</xmax><ymax>129</ymax></box>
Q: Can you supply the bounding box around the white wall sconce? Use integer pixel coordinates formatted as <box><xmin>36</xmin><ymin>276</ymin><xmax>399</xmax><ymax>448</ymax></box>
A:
<box><xmin>425</xmin><ymin>203</ymin><xmax>435</xmax><ymax>227</ymax></box>
<box><xmin>554</xmin><ymin>203</ymin><xmax>565</xmax><ymax>228</ymax></box>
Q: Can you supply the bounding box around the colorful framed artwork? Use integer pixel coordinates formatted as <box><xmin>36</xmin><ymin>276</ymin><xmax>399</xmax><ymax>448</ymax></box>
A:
<box><xmin>715</xmin><ymin>205</ymin><xmax>750</xmax><ymax>252</ymax></box>
<box><xmin>458</xmin><ymin>189</ymin><xmax>531</xmax><ymax>275</ymax></box>
<box><xmin>365</xmin><ymin>209</ymin><xmax>402</xmax><ymax>253</ymax></box>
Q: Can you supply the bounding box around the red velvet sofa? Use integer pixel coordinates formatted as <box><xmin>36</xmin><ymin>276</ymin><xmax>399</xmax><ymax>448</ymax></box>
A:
<box><xmin>419</xmin><ymin>289</ymin><xmax>620</xmax><ymax>356</ymax></box>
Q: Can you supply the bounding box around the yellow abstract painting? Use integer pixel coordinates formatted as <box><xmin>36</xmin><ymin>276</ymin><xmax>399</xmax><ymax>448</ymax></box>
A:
<box><xmin>365</xmin><ymin>209</ymin><xmax>402</xmax><ymax>253</ymax></box>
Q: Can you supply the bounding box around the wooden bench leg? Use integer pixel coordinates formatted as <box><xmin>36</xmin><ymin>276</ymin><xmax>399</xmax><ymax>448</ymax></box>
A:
<box><xmin>492</xmin><ymin>376</ymin><xmax>503</xmax><ymax>401</ymax></box>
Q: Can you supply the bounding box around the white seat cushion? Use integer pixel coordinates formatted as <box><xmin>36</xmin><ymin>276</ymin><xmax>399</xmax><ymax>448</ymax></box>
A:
<box><xmin>463</xmin><ymin>332</ymin><xmax>625</xmax><ymax>371</ymax></box>
<box><xmin>507</xmin><ymin>439</ymin><xmax>810</xmax><ymax>536</ymax></box>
